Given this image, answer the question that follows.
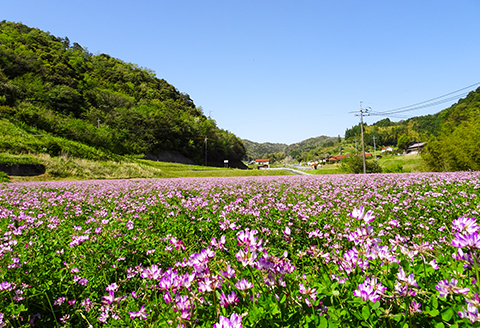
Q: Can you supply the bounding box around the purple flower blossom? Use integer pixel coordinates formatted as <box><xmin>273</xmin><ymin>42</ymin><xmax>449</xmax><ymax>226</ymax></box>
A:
<box><xmin>299</xmin><ymin>283</ymin><xmax>317</xmax><ymax>307</ymax></box>
<box><xmin>349</xmin><ymin>206</ymin><xmax>375</xmax><ymax>224</ymax></box>
<box><xmin>409</xmin><ymin>300</ymin><xmax>422</xmax><ymax>314</ymax></box>
<box><xmin>214</xmin><ymin>313</ymin><xmax>243</xmax><ymax>328</ymax></box>
<box><xmin>452</xmin><ymin>232</ymin><xmax>480</xmax><ymax>249</ymax></box>
<box><xmin>106</xmin><ymin>283</ymin><xmax>119</xmax><ymax>292</ymax></box>
<box><xmin>459</xmin><ymin>300</ymin><xmax>480</xmax><ymax>323</ymax></box>
<box><xmin>235</xmin><ymin>278</ymin><xmax>253</xmax><ymax>290</ymax></box>
<box><xmin>396</xmin><ymin>267</ymin><xmax>418</xmax><ymax>287</ymax></box>
<box><xmin>53</xmin><ymin>297</ymin><xmax>66</xmax><ymax>306</ymax></box>
<box><xmin>353</xmin><ymin>276</ymin><xmax>385</xmax><ymax>302</ymax></box>
<box><xmin>219</xmin><ymin>291</ymin><xmax>239</xmax><ymax>307</ymax></box>
<box><xmin>0</xmin><ymin>312</ymin><xmax>5</xmax><ymax>328</ymax></box>
<box><xmin>436</xmin><ymin>278</ymin><xmax>469</xmax><ymax>298</ymax></box>
<box><xmin>81</xmin><ymin>298</ymin><xmax>93</xmax><ymax>311</ymax></box>
<box><xmin>221</xmin><ymin>264</ymin><xmax>236</xmax><ymax>280</ymax></box>
<box><xmin>101</xmin><ymin>291</ymin><xmax>115</xmax><ymax>305</ymax></box>
<box><xmin>452</xmin><ymin>217</ymin><xmax>479</xmax><ymax>234</ymax></box>
<box><xmin>141</xmin><ymin>264</ymin><xmax>162</xmax><ymax>280</ymax></box>
<box><xmin>129</xmin><ymin>305</ymin><xmax>149</xmax><ymax>320</ymax></box>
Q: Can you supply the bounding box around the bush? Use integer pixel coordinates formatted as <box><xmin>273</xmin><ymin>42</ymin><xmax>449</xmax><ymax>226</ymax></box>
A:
<box><xmin>346</xmin><ymin>155</ymin><xmax>383</xmax><ymax>174</ymax></box>
<box><xmin>383</xmin><ymin>164</ymin><xmax>410</xmax><ymax>173</ymax></box>
<box><xmin>0</xmin><ymin>171</ymin><xmax>10</xmax><ymax>182</ymax></box>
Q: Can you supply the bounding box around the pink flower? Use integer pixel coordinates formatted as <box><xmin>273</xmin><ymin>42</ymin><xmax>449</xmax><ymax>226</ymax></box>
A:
<box><xmin>436</xmin><ymin>278</ymin><xmax>469</xmax><ymax>298</ymax></box>
<box><xmin>219</xmin><ymin>291</ymin><xmax>239</xmax><ymax>307</ymax></box>
<box><xmin>452</xmin><ymin>232</ymin><xmax>480</xmax><ymax>249</ymax></box>
<box><xmin>353</xmin><ymin>276</ymin><xmax>385</xmax><ymax>303</ymax></box>
<box><xmin>349</xmin><ymin>206</ymin><xmax>375</xmax><ymax>224</ymax></box>
<box><xmin>452</xmin><ymin>217</ymin><xmax>479</xmax><ymax>234</ymax></box>
<box><xmin>129</xmin><ymin>305</ymin><xmax>149</xmax><ymax>320</ymax></box>
<box><xmin>214</xmin><ymin>313</ymin><xmax>242</xmax><ymax>328</ymax></box>
<box><xmin>235</xmin><ymin>278</ymin><xmax>253</xmax><ymax>290</ymax></box>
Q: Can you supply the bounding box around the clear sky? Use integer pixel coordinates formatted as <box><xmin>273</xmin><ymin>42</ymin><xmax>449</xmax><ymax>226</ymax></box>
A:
<box><xmin>3</xmin><ymin>0</ymin><xmax>480</xmax><ymax>144</ymax></box>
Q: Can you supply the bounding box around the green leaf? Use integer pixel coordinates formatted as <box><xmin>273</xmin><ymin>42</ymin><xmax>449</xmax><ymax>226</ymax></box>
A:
<box><xmin>429</xmin><ymin>309</ymin><xmax>440</xmax><ymax>317</ymax></box>
<box><xmin>332</xmin><ymin>290</ymin><xmax>340</xmax><ymax>296</ymax></box>
<box><xmin>328</xmin><ymin>319</ymin><xmax>339</xmax><ymax>328</ymax></box>
<box><xmin>432</xmin><ymin>296</ymin><xmax>438</xmax><ymax>309</ymax></box>
<box><xmin>318</xmin><ymin>315</ymin><xmax>328</xmax><ymax>328</ymax></box>
<box><xmin>435</xmin><ymin>322</ymin><xmax>445</xmax><ymax>328</ymax></box>
<box><xmin>441</xmin><ymin>307</ymin><xmax>454</xmax><ymax>322</ymax></box>
<box><xmin>393</xmin><ymin>314</ymin><xmax>403</xmax><ymax>322</ymax></box>
<box><xmin>362</xmin><ymin>304</ymin><xmax>370</xmax><ymax>320</ymax></box>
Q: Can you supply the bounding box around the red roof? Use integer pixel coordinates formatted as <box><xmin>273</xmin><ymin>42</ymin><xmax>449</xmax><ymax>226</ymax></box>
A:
<box><xmin>255</xmin><ymin>158</ymin><xmax>270</xmax><ymax>162</ymax></box>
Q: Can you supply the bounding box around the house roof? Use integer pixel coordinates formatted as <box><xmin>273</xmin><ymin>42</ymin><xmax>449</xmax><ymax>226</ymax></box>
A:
<box><xmin>407</xmin><ymin>142</ymin><xmax>425</xmax><ymax>149</ymax></box>
<box><xmin>381</xmin><ymin>146</ymin><xmax>392</xmax><ymax>150</ymax></box>
<box><xmin>255</xmin><ymin>158</ymin><xmax>270</xmax><ymax>162</ymax></box>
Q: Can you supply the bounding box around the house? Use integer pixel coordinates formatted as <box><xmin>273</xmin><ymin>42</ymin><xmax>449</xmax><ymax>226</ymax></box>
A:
<box><xmin>359</xmin><ymin>152</ymin><xmax>373</xmax><ymax>157</ymax></box>
<box><xmin>381</xmin><ymin>146</ymin><xmax>393</xmax><ymax>154</ymax></box>
<box><xmin>255</xmin><ymin>158</ymin><xmax>270</xmax><ymax>169</ymax></box>
<box><xmin>406</xmin><ymin>142</ymin><xmax>425</xmax><ymax>154</ymax></box>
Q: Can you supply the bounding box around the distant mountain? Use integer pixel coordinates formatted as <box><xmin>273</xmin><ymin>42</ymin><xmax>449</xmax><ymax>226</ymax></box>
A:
<box><xmin>0</xmin><ymin>21</ymin><xmax>246</xmax><ymax>168</ymax></box>
<box><xmin>243</xmin><ymin>135</ymin><xmax>338</xmax><ymax>160</ymax></box>
<box><xmin>242</xmin><ymin>139</ymin><xmax>287</xmax><ymax>159</ymax></box>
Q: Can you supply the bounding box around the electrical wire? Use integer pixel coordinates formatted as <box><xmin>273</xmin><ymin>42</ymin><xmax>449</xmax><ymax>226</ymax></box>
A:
<box><xmin>369</xmin><ymin>82</ymin><xmax>480</xmax><ymax>117</ymax></box>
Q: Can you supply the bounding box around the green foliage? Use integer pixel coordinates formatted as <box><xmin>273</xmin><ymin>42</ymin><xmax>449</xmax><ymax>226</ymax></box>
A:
<box><xmin>345</xmin><ymin>155</ymin><xmax>383</xmax><ymax>174</ymax></box>
<box><xmin>0</xmin><ymin>21</ymin><xmax>245</xmax><ymax>166</ymax></box>
<box><xmin>396</xmin><ymin>134</ymin><xmax>410</xmax><ymax>151</ymax></box>
<box><xmin>382</xmin><ymin>164</ymin><xmax>410</xmax><ymax>173</ymax></box>
<box><xmin>422</xmin><ymin>88</ymin><xmax>480</xmax><ymax>172</ymax></box>
<box><xmin>0</xmin><ymin>171</ymin><xmax>9</xmax><ymax>182</ymax></box>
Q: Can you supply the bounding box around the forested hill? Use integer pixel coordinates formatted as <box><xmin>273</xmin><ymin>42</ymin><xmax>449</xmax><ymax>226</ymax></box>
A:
<box><xmin>0</xmin><ymin>21</ymin><xmax>246</xmax><ymax>167</ymax></box>
<box><xmin>344</xmin><ymin>86</ymin><xmax>480</xmax><ymax>171</ymax></box>
<box><xmin>243</xmin><ymin>135</ymin><xmax>339</xmax><ymax>161</ymax></box>
<box><xmin>343</xmin><ymin>89</ymin><xmax>480</xmax><ymax>149</ymax></box>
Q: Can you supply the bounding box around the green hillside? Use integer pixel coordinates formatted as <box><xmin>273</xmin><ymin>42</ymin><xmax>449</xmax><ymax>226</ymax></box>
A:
<box><xmin>243</xmin><ymin>135</ymin><xmax>339</xmax><ymax>163</ymax></box>
<box><xmin>343</xmin><ymin>87</ymin><xmax>480</xmax><ymax>171</ymax></box>
<box><xmin>0</xmin><ymin>21</ymin><xmax>246</xmax><ymax>167</ymax></box>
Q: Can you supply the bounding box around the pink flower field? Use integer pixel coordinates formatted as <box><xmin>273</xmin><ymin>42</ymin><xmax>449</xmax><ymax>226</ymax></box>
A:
<box><xmin>1</xmin><ymin>172</ymin><xmax>480</xmax><ymax>327</ymax></box>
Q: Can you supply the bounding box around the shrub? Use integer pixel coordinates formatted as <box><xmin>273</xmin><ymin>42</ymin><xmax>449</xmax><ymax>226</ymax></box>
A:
<box><xmin>0</xmin><ymin>171</ymin><xmax>9</xmax><ymax>182</ymax></box>
<box><xmin>345</xmin><ymin>155</ymin><xmax>383</xmax><ymax>174</ymax></box>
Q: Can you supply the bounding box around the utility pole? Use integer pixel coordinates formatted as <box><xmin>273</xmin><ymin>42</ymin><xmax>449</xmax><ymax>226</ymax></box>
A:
<box><xmin>204</xmin><ymin>137</ymin><xmax>208</xmax><ymax>166</ymax></box>
<box><xmin>351</xmin><ymin>102</ymin><xmax>370</xmax><ymax>174</ymax></box>
<box><xmin>373</xmin><ymin>135</ymin><xmax>377</xmax><ymax>160</ymax></box>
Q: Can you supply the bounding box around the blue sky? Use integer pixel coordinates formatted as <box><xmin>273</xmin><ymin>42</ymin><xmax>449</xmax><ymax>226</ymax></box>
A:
<box><xmin>3</xmin><ymin>0</ymin><xmax>480</xmax><ymax>144</ymax></box>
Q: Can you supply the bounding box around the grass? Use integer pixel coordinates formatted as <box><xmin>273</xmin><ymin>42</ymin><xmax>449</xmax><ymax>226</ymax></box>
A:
<box><xmin>377</xmin><ymin>153</ymin><xmax>426</xmax><ymax>172</ymax></box>
<box><xmin>6</xmin><ymin>154</ymin><xmax>294</xmax><ymax>182</ymax></box>
<box><xmin>306</xmin><ymin>153</ymin><xmax>425</xmax><ymax>175</ymax></box>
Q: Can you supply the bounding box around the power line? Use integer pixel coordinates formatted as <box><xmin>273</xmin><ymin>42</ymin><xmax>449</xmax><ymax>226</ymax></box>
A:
<box><xmin>370</xmin><ymin>92</ymin><xmax>471</xmax><ymax>117</ymax></box>
<box><xmin>369</xmin><ymin>82</ymin><xmax>480</xmax><ymax>117</ymax></box>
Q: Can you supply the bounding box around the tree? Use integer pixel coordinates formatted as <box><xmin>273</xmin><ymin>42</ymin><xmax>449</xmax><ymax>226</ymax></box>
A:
<box><xmin>396</xmin><ymin>134</ymin><xmax>410</xmax><ymax>152</ymax></box>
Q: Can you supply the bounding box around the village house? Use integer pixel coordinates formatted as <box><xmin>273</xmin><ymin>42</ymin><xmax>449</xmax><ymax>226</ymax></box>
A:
<box><xmin>406</xmin><ymin>142</ymin><xmax>425</xmax><ymax>154</ymax></box>
<box><xmin>381</xmin><ymin>146</ymin><xmax>393</xmax><ymax>154</ymax></box>
<box><xmin>254</xmin><ymin>158</ymin><xmax>270</xmax><ymax>169</ymax></box>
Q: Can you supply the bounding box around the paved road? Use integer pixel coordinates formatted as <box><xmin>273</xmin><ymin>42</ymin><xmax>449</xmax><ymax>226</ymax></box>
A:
<box><xmin>263</xmin><ymin>168</ymin><xmax>311</xmax><ymax>175</ymax></box>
